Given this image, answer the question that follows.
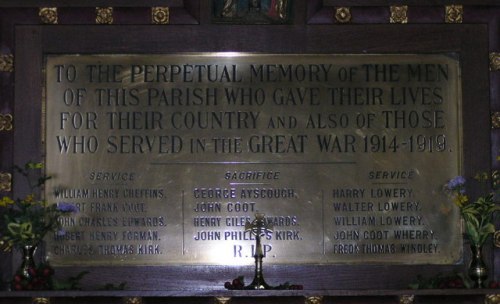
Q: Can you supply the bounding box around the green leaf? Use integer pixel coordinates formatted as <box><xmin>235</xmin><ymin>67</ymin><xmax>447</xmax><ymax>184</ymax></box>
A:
<box><xmin>464</xmin><ymin>220</ymin><xmax>480</xmax><ymax>244</ymax></box>
<box><xmin>26</xmin><ymin>162</ymin><xmax>43</xmax><ymax>169</ymax></box>
<box><xmin>52</xmin><ymin>271</ymin><xmax>89</xmax><ymax>290</ymax></box>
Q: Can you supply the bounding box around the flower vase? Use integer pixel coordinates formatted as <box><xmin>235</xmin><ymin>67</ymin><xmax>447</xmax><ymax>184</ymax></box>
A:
<box><xmin>468</xmin><ymin>245</ymin><xmax>488</xmax><ymax>288</ymax></box>
<box><xmin>19</xmin><ymin>244</ymin><xmax>37</xmax><ymax>280</ymax></box>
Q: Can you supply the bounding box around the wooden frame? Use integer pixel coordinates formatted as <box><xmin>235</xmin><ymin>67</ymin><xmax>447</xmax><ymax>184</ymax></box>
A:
<box><xmin>12</xmin><ymin>23</ymin><xmax>490</xmax><ymax>290</ymax></box>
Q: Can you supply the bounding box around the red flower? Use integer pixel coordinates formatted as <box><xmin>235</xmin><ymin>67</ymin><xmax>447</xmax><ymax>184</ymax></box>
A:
<box><xmin>232</xmin><ymin>278</ymin><xmax>244</xmax><ymax>289</ymax></box>
<box><xmin>42</xmin><ymin>267</ymin><xmax>53</xmax><ymax>277</ymax></box>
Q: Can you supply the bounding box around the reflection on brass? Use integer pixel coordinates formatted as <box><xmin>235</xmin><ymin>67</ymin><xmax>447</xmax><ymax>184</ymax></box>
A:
<box><xmin>0</xmin><ymin>54</ymin><xmax>13</xmax><ymax>72</ymax></box>
<box><xmin>152</xmin><ymin>7</ymin><xmax>170</xmax><ymax>24</ymax></box>
<box><xmin>0</xmin><ymin>172</ymin><xmax>12</xmax><ymax>192</ymax></box>
<box><xmin>494</xmin><ymin>231</ymin><xmax>500</xmax><ymax>248</ymax></box>
<box><xmin>214</xmin><ymin>297</ymin><xmax>232</xmax><ymax>304</ymax></box>
<box><xmin>334</xmin><ymin>7</ymin><xmax>351</xmax><ymax>23</ymax></box>
<box><xmin>32</xmin><ymin>298</ymin><xmax>51</xmax><ymax>304</ymax></box>
<box><xmin>485</xmin><ymin>295</ymin><xmax>500</xmax><ymax>304</ymax></box>
<box><xmin>399</xmin><ymin>295</ymin><xmax>415</xmax><ymax>304</ymax></box>
<box><xmin>305</xmin><ymin>296</ymin><xmax>323</xmax><ymax>304</ymax></box>
<box><xmin>39</xmin><ymin>8</ymin><xmax>58</xmax><ymax>24</ymax></box>
<box><xmin>96</xmin><ymin>7</ymin><xmax>113</xmax><ymax>24</ymax></box>
<box><xmin>123</xmin><ymin>297</ymin><xmax>143</xmax><ymax>304</ymax></box>
<box><xmin>390</xmin><ymin>6</ymin><xmax>408</xmax><ymax>24</ymax></box>
<box><xmin>41</xmin><ymin>77</ymin><xmax>47</xmax><ymax>145</ymax></box>
<box><xmin>0</xmin><ymin>114</ymin><xmax>13</xmax><ymax>131</ymax></box>
<box><xmin>492</xmin><ymin>113</ymin><xmax>500</xmax><ymax>129</ymax></box>
<box><xmin>445</xmin><ymin>5</ymin><xmax>463</xmax><ymax>23</ymax></box>
<box><xmin>45</xmin><ymin>54</ymin><xmax>462</xmax><ymax>266</ymax></box>
<box><xmin>490</xmin><ymin>52</ymin><xmax>500</xmax><ymax>71</ymax></box>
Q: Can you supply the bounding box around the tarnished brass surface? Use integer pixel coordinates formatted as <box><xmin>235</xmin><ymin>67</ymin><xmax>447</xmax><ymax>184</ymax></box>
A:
<box><xmin>44</xmin><ymin>53</ymin><xmax>462</xmax><ymax>266</ymax></box>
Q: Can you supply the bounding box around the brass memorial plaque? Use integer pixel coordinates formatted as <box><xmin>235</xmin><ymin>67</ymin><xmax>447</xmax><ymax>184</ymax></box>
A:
<box><xmin>44</xmin><ymin>54</ymin><xmax>462</xmax><ymax>266</ymax></box>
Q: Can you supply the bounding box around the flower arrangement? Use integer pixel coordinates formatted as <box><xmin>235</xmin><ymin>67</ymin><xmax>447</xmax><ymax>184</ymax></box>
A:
<box><xmin>11</xmin><ymin>262</ymin><xmax>55</xmax><ymax>291</ymax></box>
<box><xmin>0</xmin><ymin>162</ymin><xmax>78</xmax><ymax>251</ymax></box>
<box><xmin>444</xmin><ymin>171</ymin><xmax>500</xmax><ymax>247</ymax></box>
<box><xmin>408</xmin><ymin>272</ymin><xmax>470</xmax><ymax>289</ymax></box>
<box><xmin>11</xmin><ymin>263</ymin><xmax>91</xmax><ymax>291</ymax></box>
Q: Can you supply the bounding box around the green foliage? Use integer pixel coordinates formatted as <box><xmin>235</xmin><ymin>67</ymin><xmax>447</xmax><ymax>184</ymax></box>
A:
<box><xmin>408</xmin><ymin>272</ymin><xmax>472</xmax><ymax>289</ymax></box>
<box><xmin>0</xmin><ymin>162</ymin><xmax>77</xmax><ymax>251</ymax></box>
<box><xmin>100</xmin><ymin>282</ymin><xmax>128</xmax><ymax>290</ymax></box>
<box><xmin>461</xmin><ymin>194</ymin><xmax>500</xmax><ymax>246</ymax></box>
<box><xmin>52</xmin><ymin>271</ymin><xmax>89</xmax><ymax>290</ymax></box>
<box><xmin>445</xmin><ymin>173</ymin><xmax>500</xmax><ymax>247</ymax></box>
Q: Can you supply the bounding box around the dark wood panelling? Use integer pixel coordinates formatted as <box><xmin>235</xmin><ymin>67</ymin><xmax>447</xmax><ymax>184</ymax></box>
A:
<box><xmin>11</xmin><ymin>23</ymin><xmax>490</xmax><ymax>291</ymax></box>
<box><xmin>0</xmin><ymin>0</ymin><xmax>187</xmax><ymax>8</ymax></box>
<box><xmin>0</xmin><ymin>0</ymin><xmax>498</xmax><ymax>7</ymax></box>
<box><xmin>0</xmin><ymin>289</ymin><xmax>495</xmax><ymax>304</ymax></box>
<box><xmin>0</xmin><ymin>1</ymin><xmax>498</xmax><ymax>301</ymax></box>
<box><xmin>323</xmin><ymin>0</ymin><xmax>499</xmax><ymax>6</ymax></box>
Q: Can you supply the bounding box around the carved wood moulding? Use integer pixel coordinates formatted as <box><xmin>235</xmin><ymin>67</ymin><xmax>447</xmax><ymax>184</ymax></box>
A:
<box><xmin>445</xmin><ymin>5</ymin><xmax>464</xmax><ymax>23</ymax></box>
<box><xmin>0</xmin><ymin>172</ymin><xmax>12</xmax><ymax>192</ymax></box>
<box><xmin>96</xmin><ymin>7</ymin><xmax>114</xmax><ymax>24</ymax></box>
<box><xmin>491</xmin><ymin>53</ymin><xmax>500</xmax><ymax>71</ymax></box>
<box><xmin>0</xmin><ymin>114</ymin><xmax>13</xmax><ymax>132</ymax></box>
<box><xmin>214</xmin><ymin>297</ymin><xmax>231</xmax><ymax>304</ymax></box>
<box><xmin>39</xmin><ymin>7</ymin><xmax>58</xmax><ymax>24</ymax></box>
<box><xmin>0</xmin><ymin>54</ymin><xmax>14</xmax><ymax>72</ymax></box>
<box><xmin>492</xmin><ymin>112</ymin><xmax>500</xmax><ymax>129</ymax></box>
<box><xmin>305</xmin><ymin>296</ymin><xmax>323</xmax><ymax>304</ymax></box>
<box><xmin>33</xmin><ymin>6</ymin><xmax>186</xmax><ymax>24</ymax></box>
<box><xmin>32</xmin><ymin>298</ymin><xmax>51</xmax><ymax>304</ymax></box>
<box><xmin>494</xmin><ymin>231</ymin><xmax>500</xmax><ymax>248</ymax></box>
<box><xmin>334</xmin><ymin>7</ymin><xmax>351</xmax><ymax>23</ymax></box>
<box><xmin>390</xmin><ymin>5</ymin><xmax>408</xmax><ymax>24</ymax></box>
<box><xmin>400</xmin><ymin>295</ymin><xmax>415</xmax><ymax>304</ymax></box>
<box><xmin>152</xmin><ymin>7</ymin><xmax>170</xmax><ymax>24</ymax></box>
<box><xmin>123</xmin><ymin>297</ymin><xmax>143</xmax><ymax>304</ymax></box>
<box><xmin>486</xmin><ymin>294</ymin><xmax>500</xmax><ymax>304</ymax></box>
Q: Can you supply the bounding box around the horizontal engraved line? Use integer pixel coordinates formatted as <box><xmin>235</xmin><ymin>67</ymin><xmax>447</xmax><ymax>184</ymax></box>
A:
<box><xmin>371</xmin><ymin>182</ymin><xmax>409</xmax><ymax>185</ymax></box>
<box><xmin>229</xmin><ymin>182</ymin><xmax>269</xmax><ymax>186</ymax></box>
<box><xmin>150</xmin><ymin>161</ymin><xmax>356</xmax><ymax>165</ymax></box>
